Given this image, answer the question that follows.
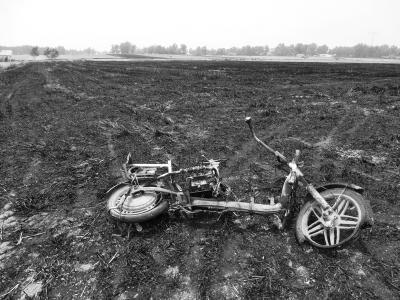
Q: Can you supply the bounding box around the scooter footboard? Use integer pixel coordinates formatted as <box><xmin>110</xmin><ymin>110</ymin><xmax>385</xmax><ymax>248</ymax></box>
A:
<box><xmin>190</xmin><ymin>198</ymin><xmax>283</xmax><ymax>214</ymax></box>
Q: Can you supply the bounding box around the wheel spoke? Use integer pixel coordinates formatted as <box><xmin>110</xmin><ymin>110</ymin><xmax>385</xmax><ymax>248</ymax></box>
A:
<box><xmin>311</xmin><ymin>207</ymin><xmax>322</xmax><ymax>219</ymax></box>
<box><xmin>336</xmin><ymin>198</ymin><xmax>349</xmax><ymax>215</ymax></box>
<box><xmin>324</xmin><ymin>229</ymin><xmax>330</xmax><ymax>246</ymax></box>
<box><xmin>329</xmin><ymin>228</ymin><xmax>335</xmax><ymax>245</ymax></box>
<box><xmin>339</xmin><ymin>219</ymin><xmax>358</xmax><ymax>229</ymax></box>
<box><xmin>332</xmin><ymin>196</ymin><xmax>342</xmax><ymax>210</ymax></box>
<box><xmin>309</xmin><ymin>227</ymin><xmax>325</xmax><ymax>237</ymax></box>
<box><xmin>335</xmin><ymin>227</ymin><xmax>341</xmax><ymax>244</ymax></box>
<box><xmin>341</xmin><ymin>214</ymin><xmax>359</xmax><ymax>221</ymax></box>
<box><xmin>338</xmin><ymin>200</ymin><xmax>350</xmax><ymax>215</ymax></box>
<box><xmin>308</xmin><ymin>219</ymin><xmax>321</xmax><ymax>229</ymax></box>
<box><xmin>308</xmin><ymin>223</ymin><xmax>323</xmax><ymax>235</ymax></box>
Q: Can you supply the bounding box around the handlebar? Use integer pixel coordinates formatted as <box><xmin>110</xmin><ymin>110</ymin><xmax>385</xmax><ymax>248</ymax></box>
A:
<box><xmin>246</xmin><ymin>117</ymin><xmax>309</xmax><ymax>186</ymax></box>
<box><xmin>245</xmin><ymin>117</ymin><xmax>288</xmax><ymax>164</ymax></box>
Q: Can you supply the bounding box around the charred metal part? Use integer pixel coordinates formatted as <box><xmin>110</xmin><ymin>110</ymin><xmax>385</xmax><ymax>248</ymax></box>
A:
<box><xmin>106</xmin><ymin>117</ymin><xmax>373</xmax><ymax>249</ymax></box>
<box><xmin>190</xmin><ymin>198</ymin><xmax>282</xmax><ymax>213</ymax></box>
<box><xmin>314</xmin><ymin>183</ymin><xmax>364</xmax><ymax>195</ymax></box>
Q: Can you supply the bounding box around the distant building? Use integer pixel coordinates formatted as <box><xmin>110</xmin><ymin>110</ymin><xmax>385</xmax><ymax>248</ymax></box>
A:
<box><xmin>319</xmin><ymin>54</ymin><xmax>333</xmax><ymax>58</ymax></box>
<box><xmin>0</xmin><ymin>50</ymin><xmax>12</xmax><ymax>61</ymax></box>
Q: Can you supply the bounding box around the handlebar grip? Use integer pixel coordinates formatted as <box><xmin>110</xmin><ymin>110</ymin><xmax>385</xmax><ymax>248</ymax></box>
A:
<box><xmin>245</xmin><ymin>117</ymin><xmax>255</xmax><ymax>136</ymax></box>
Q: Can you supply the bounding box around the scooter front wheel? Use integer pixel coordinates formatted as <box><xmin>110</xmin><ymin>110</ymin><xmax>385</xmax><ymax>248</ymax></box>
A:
<box><xmin>296</xmin><ymin>188</ymin><xmax>366</xmax><ymax>248</ymax></box>
<box><xmin>106</xmin><ymin>184</ymin><xmax>169</xmax><ymax>223</ymax></box>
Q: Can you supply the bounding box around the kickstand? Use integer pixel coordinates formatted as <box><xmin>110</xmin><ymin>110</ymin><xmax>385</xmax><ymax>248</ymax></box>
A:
<box><xmin>127</xmin><ymin>223</ymin><xmax>142</xmax><ymax>238</ymax></box>
<box><xmin>273</xmin><ymin>215</ymin><xmax>283</xmax><ymax>230</ymax></box>
<box><xmin>127</xmin><ymin>223</ymin><xmax>132</xmax><ymax>239</ymax></box>
<box><xmin>135</xmin><ymin>223</ymin><xmax>143</xmax><ymax>232</ymax></box>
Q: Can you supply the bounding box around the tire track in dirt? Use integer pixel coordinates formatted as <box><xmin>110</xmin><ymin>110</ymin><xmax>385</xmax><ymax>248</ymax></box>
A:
<box><xmin>207</xmin><ymin>230</ymin><xmax>250</xmax><ymax>299</ymax></box>
<box><xmin>0</xmin><ymin>153</ymin><xmax>46</xmax><ymax>297</ymax></box>
<box><xmin>313</xmin><ymin>102</ymin><xmax>400</xmax><ymax>188</ymax></box>
<box><xmin>41</xmin><ymin>63</ymin><xmax>126</xmax><ymax>205</ymax></box>
<box><xmin>104</xmin><ymin>131</ymin><xmax>121</xmax><ymax>179</ymax></box>
<box><xmin>166</xmin><ymin>222</ymin><xmax>248</xmax><ymax>299</ymax></box>
<box><xmin>314</xmin><ymin>103</ymin><xmax>352</xmax><ymax>149</ymax></box>
<box><xmin>168</xmin><ymin>226</ymin><xmax>204</xmax><ymax>299</ymax></box>
<box><xmin>0</xmin><ymin>64</ymin><xmax>74</xmax><ymax>298</ymax></box>
<box><xmin>282</xmin><ymin>100</ymin><xmax>398</xmax><ymax>186</ymax></box>
<box><xmin>0</xmin><ymin>66</ymin><xmax>32</xmax><ymax>121</ymax></box>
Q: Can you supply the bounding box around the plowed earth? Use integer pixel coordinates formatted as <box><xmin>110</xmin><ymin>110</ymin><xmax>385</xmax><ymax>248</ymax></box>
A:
<box><xmin>0</xmin><ymin>60</ymin><xmax>399</xmax><ymax>299</ymax></box>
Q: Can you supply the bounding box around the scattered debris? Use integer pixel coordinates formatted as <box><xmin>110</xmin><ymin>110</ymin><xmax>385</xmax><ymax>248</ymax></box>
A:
<box><xmin>75</xmin><ymin>263</ymin><xmax>96</xmax><ymax>272</ymax></box>
<box><xmin>21</xmin><ymin>281</ymin><xmax>43</xmax><ymax>299</ymax></box>
<box><xmin>164</xmin><ymin>266</ymin><xmax>180</xmax><ymax>278</ymax></box>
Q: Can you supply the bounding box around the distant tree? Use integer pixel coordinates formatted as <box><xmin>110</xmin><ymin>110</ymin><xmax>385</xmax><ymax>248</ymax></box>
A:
<box><xmin>179</xmin><ymin>44</ymin><xmax>187</xmax><ymax>54</ymax></box>
<box><xmin>110</xmin><ymin>44</ymin><xmax>120</xmax><ymax>54</ymax></box>
<box><xmin>329</xmin><ymin>46</ymin><xmax>354</xmax><ymax>57</ymax></box>
<box><xmin>378</xmin><ymin>45</ymin><xmax>390</xmax><ymax>57</ymax></box>
<box><xmin>329</xmin><ymin>44</ymin><xmax>400</xmax><ymax>58</ymax></box>
<box><xmin>190</xmin><ymin>46</ymin><xmax>207</xmax><ymax>56</ymax></box>
<box><xmin>201</xmin><ymin>46</ymin><xmax>207</xmax><ymax>55</ymax></box>
<box><xmin>207</xmin><ymin>48</ymin><xmax>217</xmax><ymax>55</ymax></box>
<box><xmin>306</xmin><ymin>43</ymin><xmax>318</xmax><ymax>56</ymax></box>
<box><xmin>30</xmin><ymin>46</ymin><xmax>40</xmax><ymax>57</ymax></box>
<box><xmin>120</xmin><ymin>42</ymin><xmax>136</xmax><ymax>54</ymax></box>
<box><xmin>273</xmin><ymin>43</ymin><xmax>295</xmax><ymax>56</ymax></box>
<box><xmin>294</xmin><ymin>43</ymin><xmax>307</xmax><ymax>55</ymax></box>
<box><xmin>389</xmin><ymin>45</ymin><xmax>400</xmax><ymax>56</ymax></box>
<box><xmin>353</xmin><ymin>43</ymin><xmax>369</xmax><ymax>58</ymax></box>
<box><xmin>167</xmin><ymin>43</ymin><xmax>179</xmax><ymax>54</ymax></box>
<box><xmin>83</xmin><ymin>48</ymin><xmax>96</xmax><ymax>55</ymax></box>
<box><xmin>130</xmin><ymin>44</ymin><xmax>136</xmax><ymax>54</ymax></box>
<box><xmin>44</xmin><ymin>47</ymin><xmax>59</xmax><ymax>59</ymax></box>
<box><xmin>56</xmin><ymin>46</ymin><xmax>66</xmax><ymax>55</ymax></box>
<box><xmin>190</xmin><ymin>47</ymin><xmax>200</xmax><ymax>56</ymax></box>
<box><xmin>216</xmin><ymin>48</ymin><xmax>227</xmax><ymax>55</ymax></box>
<box><xmin>251</xmin><ymin>45</ymin><xmax>268</xmax><ymax>55</ymax></box>
<box><xmin>316</xmin><ymin>44</ymin><xmax>329</xmax><ymax>54</ymax></box>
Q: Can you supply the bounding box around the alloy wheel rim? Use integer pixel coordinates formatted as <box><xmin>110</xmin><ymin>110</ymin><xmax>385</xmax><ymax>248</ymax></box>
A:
<box><xmin>303</xmin><ymin>194</ymin><xmax>362</xmax><ymax>247</ymax></box>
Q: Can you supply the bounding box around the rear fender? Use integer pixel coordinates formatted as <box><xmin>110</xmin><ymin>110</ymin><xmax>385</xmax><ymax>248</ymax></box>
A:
<box><xmin>106</xmin><ymin>182</ymin><xmax>131</xmax><ymax>196</ymax></box>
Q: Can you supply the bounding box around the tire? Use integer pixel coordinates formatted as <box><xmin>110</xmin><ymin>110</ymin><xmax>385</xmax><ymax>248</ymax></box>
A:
<box><xmin>296</xmin><ymin>188</ymin><xmax>367</xmax><ymax>248</ymax></box>
<box><xmin>106</xmin><ymin>184</ymin><xmax>169</xmax><ymax>223</ymax></box>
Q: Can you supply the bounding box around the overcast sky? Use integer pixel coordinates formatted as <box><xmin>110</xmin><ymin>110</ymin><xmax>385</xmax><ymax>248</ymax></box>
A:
<box><xmin>1</xmin><ymin>0</ymin><xmax>399</xmax><ymax>51</ymax></box>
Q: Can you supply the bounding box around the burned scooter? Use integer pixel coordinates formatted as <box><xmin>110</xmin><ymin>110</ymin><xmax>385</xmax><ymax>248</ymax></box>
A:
<box><xmin>106</xmin><ymin>117</ymin><xmax>373</xmax><ymax>248</ymax></box>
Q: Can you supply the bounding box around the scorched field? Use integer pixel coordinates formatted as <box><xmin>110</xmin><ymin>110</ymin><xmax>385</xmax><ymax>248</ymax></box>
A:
<box><xmin>0</xmin><ymin>60</ymin><xmax>399</xmax><ymax>299</ymax></box>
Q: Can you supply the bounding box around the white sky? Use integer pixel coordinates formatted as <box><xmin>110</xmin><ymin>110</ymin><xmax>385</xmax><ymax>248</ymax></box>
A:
<box><xmin>1</xmin><ymin>0</ymin><xmax>399</xmax><ymax>51</ymax></box>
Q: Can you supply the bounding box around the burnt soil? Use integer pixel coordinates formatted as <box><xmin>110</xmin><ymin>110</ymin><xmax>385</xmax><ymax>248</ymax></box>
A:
<box><xmin>0</xmin><ymin>60</ymin><xmax>399</xmax><ymax>299</ymax></box>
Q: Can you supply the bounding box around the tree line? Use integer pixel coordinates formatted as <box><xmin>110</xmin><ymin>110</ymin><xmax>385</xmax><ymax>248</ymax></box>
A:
<box><xmin>110</xmin><ymin>42</ymin><xmax>271</xmax><ymax>56</ymax></box>
<box><xmin>2</xmin><ymin>43</ymin><xmax>400</xmax><ymax>58</ymax></box>
<box><xmin>110</xmin><ymin>42</ymin><xmax>400</xmax><ymax>58</ymax></box>
<box><xmin>0</xmin><ymin>45</ymin><xmax>98</xmax><ymax>56</ymax></box>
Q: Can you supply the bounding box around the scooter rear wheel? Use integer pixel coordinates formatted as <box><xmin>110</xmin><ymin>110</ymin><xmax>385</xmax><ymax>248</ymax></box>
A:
<box><xmin>296</xmin><ymin>188</ymin><xmax>366</xmax><ymax>248</ymax></box>
<box><xmin>106</xmin><ymin>184</ymin><xmax>169</xmax><ymax>223</ymax></box>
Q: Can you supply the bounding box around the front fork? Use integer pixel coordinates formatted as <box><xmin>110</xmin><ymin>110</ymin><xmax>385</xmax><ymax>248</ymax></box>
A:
<box><xmin>280</xmin><ymin>171</ymin><xmax>296</xmax><ymax>208</ymax></box>
<box><xmin>306</xmin><ymin>183</ymin><xmax>339</xmax><ymax>227</ymax></box>
<box><xmin>281</xmin><ymin>172</ymin><xmax>337</xmax><ymax>225</ymax></box>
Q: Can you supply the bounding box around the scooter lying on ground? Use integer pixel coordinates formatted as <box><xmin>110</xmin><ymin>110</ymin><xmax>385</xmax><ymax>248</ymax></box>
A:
<box><xmin>106</xmin><ymin>117</ymin><xmax>373</xmax><ymax>248</ymax></box>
